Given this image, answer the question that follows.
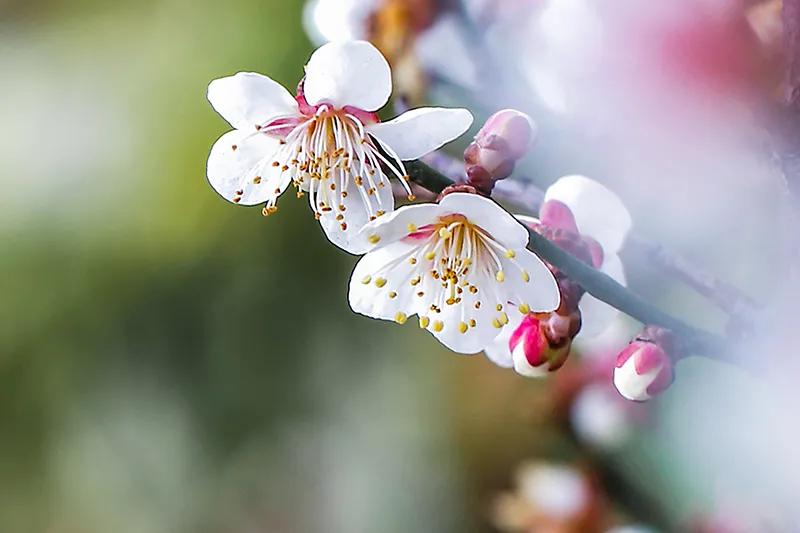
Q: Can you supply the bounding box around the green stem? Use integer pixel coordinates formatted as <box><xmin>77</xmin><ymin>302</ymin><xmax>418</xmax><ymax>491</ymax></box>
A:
<box><xmin>405</xmin><ymin>160</ymin><xmax>731</xmax><ymax>359</ymax></box>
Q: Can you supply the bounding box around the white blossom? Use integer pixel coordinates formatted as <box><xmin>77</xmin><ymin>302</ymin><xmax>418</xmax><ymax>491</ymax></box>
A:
<box><xmin>484</xmin><ymin>175</ymin><xmax>631</xmax><ymax>369</ymax></box>
<box><xmin>206</xmin><ymin>40</ymin><xmax>472</xmax><ymax>253</ymax></box>
<box><xmin>349</xmin><ymin>192</ymin><xmax>560</xmax><ymax>354</ymax></box>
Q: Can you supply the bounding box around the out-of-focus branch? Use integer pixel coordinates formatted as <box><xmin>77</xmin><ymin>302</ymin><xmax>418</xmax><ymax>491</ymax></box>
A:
<box><xmin>623</xmin><ymin>236</ymin><xmax>760</xmax><ymax>318</ymax></box>
<box><xmin>418</xmin><ymin>152</ymin><xmax>758</xmax><ymax>320</ymax></box>
<box><xmin>405</xmin><ymin>160</ymin><xmax>731</xmax><ymax>359</ymax></box>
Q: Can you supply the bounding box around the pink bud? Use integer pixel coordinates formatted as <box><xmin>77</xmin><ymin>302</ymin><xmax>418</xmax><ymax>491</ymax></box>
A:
<box><xmin>539</xmin><ymin>199</ymin><xmax>579</xmax><ymax>235</ymax></box>
<box><xmin>510</xmin><ymin>314</ymin><xmax>572</xmax><ymax>377</ymax></box>
<box><xmin>613</xmin><ymin>334</ymin><xmax>675</xmax><ymax>402</ymax></box>
<box><xmin>464</xmin><ymin>109</ymin><xmax>536</xmax><ymax>193</ymax></box>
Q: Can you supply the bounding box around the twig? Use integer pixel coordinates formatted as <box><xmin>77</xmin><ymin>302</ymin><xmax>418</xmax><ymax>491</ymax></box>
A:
<box><xmin>623</xmin><ymin>236</ymin><xmax>760</xmax><ymax>318</ymax></box>
<box><xmin>418</xmin><ymin>152</ymin><xmax>758</xmax><ymax>320</ymax></box>
<box><xmin>405</xmin><ymin>160</ymin><xmax>731</xmax><ymax>359</ymax></box>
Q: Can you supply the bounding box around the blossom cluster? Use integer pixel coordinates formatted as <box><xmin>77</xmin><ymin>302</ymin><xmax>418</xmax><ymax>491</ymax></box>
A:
<box><xmin>205</xmin><ymin>38</ymin><xmax>677</xmax><ymax>402</ymax></box>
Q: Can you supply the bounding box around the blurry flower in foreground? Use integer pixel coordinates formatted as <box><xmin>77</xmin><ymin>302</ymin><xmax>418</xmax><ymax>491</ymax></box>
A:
<box><xmin>464</xmin><ymin>109</ymin><xmax>537</xmax><ymax>194</ymax></box>
<box><xmin>614</xmin><ymin>326</ymin><xmax>676</xmax><ymax>402</ymax></box>
<box><xmin>493</xmin><ymin>462</ymin><xmax>602</xmax><ymax>532</ymax></box>
<box><xmin>206</xmin><ymin>40</ymin><xmax>472</xmax><ymax>253</ymax></box>
<box><xmin>349</xmin><ymin>191</ymin><xmax>559</xmax><ymax>353</ymax></box>
<box><xmin>485</xmin><ymin>175</ymin><xmax>631</xmax><ymax>375</ymax></box>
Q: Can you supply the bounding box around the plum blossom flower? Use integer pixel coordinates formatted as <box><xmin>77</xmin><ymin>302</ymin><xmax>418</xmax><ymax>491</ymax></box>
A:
<box><xmin>541</xmin><ymin>175</ymin><xmax>631</xmax><ymax>335</ymax></box>
<box><xmin>206</xmin><ymin>40</ymin><xmax>473</xmax><ymax>253</ymax></box>
<box><xmin>485</xmin><ymin>175</ymin><xmax>631</xmax><ymax>373</ymax></box>
<box><xmin>348</xmin><ymin>192</ymin><xmax>560</xmax><ymax>354</ymax></box>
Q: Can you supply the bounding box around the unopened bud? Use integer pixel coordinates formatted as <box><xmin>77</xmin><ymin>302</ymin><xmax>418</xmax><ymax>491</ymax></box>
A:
<box><xmin>539</xmin><ymin>199</ymin><xmax>579</xmax><ymax>234</ymax></box>
<box><xmin>464</xmin><ymin>109</ymin><xmax>536</xmax><ymax>194</ymax></box>
<box><xmin>510</xmin><ymin>312</ymin><xmax>579</xmax><ymax>377</ymax></box>
<box><xmin>613</xmin><ymin>326</ymin><xmax>676</xmax><ymax>402</ymax></box>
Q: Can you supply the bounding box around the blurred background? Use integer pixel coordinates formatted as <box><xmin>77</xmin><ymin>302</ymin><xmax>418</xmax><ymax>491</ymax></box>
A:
<box><xmin>2</xmin><ymin>0</ymin><xmax>798</xmax><ymax>531</ymax></box>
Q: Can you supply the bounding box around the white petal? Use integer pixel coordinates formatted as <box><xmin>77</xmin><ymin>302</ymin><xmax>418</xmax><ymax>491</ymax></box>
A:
<box><xmin>303</xmin><ymin>40</ymin><xmax>392</xmax><ymax>112</ymax></box>
<box><xmin>420</xmin><ymin>273</ymin><xmax>507</xmax><ymax>355</ymax></box>
<box><xmin>500</xmin><ymin>249</ymin><xmax>561</xmax><ymax>313</ymax></box>
<box><xmin>357</xmin><ymin>202</ymin><xmax>443</xmax><ymax>249</ymax></box>
<box><xmin>368</xmin><ymin>107</ymin><xmax>473</xmax><ymax>160</ymax></box>
<box><xmin>349</xmin><ymin>241</ymin><xmax>420</xmax><ymax>320</ymax></box>
<box><xmin>207</xmin><ymin>73</ymin><xmax>298</xmax><ymax>131</ymax></box>
<box><xmin>439</xmin><ymin>193</ymin><xmax>530</xmax><ymax>250</ymax></box>
<box><xmin>578</xmin><ymin>254</ymin><xmax>626</xmax><ymax>337</ymax></box>
<box><xmin>319</xmin><ymin>177</ymin><xmax>395</xmax><ymax>254</ymax></box>
<box><xmin>206</xmin><ymin>130</ymin><xmax>287</xmax><ymax>206</ymax></box>
<box><xmin>544</xmin><ymin>175</ymin><xmax>632</xmax><ymax>254</ymax></box>
<box><xmin>483</xmin><ymin>312</ymin><xmax>523</xmax><ymax>368</ymax></box>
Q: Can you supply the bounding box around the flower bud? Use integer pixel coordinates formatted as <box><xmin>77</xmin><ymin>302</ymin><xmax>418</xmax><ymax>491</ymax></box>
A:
<box><xmin>464</xmin><ymin>109</ymin><xmax>536</xmax><ymax>194</ymax></box>
<box><xmin>510</xmin><ymin>312</ymin><xmax>578</xmax><ymax>377</ymax></box>
<box><xmin>539</xmin><ymin>199</ymin><xmax>579</xmax><ymax>234</ymax></box>
<box><xmin>613</xmin><ymin>327</ymin><xmax>676</xmax><ymax>402</ymax></box>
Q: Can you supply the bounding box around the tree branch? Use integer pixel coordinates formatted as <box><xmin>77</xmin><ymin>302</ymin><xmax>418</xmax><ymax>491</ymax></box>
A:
<box><xmin>405</xmin><ymin>160</ymin><xmax>731</xmax><ymax>359</ymax></box>
<box><xmin>419</xmin><ymin>152</ymin><xmax>759</xmax><ymax>321</ymax></box>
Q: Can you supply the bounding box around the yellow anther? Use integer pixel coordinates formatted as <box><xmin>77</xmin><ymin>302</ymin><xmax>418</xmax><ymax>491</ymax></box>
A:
<box><xmin>374</xmin><ymin>277</ymin><xmax>387</xmax><ymax>288</ymax></box>
<box><xmin>438</xmin><ymin>228</ymin><xmax>451</xmax><ymax>239</ymax></box>
<box><xmin>459</xmin><ymin>322</ymin><xmax>468</xmax><ymax>334</ymax></box>
<box><xmin>492</xmin><ymin>318</ymin><xmax>503</xmax><ymax>329</ymax></box>
<box><xmin>521</xmin><ymin>270</ymin><xmax>530</xmax><ymax>282</ymax></box>
<box><xmin>518</xmin><ymin>303</ymin><xmax>531</xmax><ymax>314</ymax></box>
<box><xmin>432</xmin><ymin>320</ymin><xmax>444</xmax><ymax>332</ymax></box>
<box><xmin>407</xmin><ymin>223</ymin><xmax>417</xmax><ymax>233</ymax></box>
<box><xmin>505</xmin><ymin>249</ymin><xmax>516</xmax><ymax>259</ymax></box>
<box><xmin>469</xmin><ymin>319</ymin><xmax>476</xmax><ymax>328</ymax></box>
<box><xmin>425</xmin><ymin>251</ymin><xmax>436</xmax><ymax>261</ymax></box>
<box><xmin>361</xmin><ymin>275</ymin><xmax>372</xmax><ymax>285</ymax></box>
<box><xmin>495</xmin><ymin>271</ymin><xmax>506</xmax><ymax>282</ymax></box>
<box><xmin>409</xmin><ymin>257</ymin><xmax>417</xmax><ymax>265</ymax></box>
<box><xmin>496</xmin><ymin>304</ymin><xmax>503</xmax><ymax>311</ymax></box>
<box><xmin>419</xmin><ymin>316</ymin><xmax>430</xmax><ymax>329</ymax></box>
<box><xmin>389</xmin><ymin>291</ymin><xmax>397</xmax><ymax>299</ymax></box>
<box><xmin>410</xmin><ymin>276</ymin><xmax>421</xmax><ymax>286</ymax></box>
<box><xmin>394</xmin><ymin>312</ymin><xmax>408</xmax><ymax>325</ymax></box>
<box><xmin>368</xmin><ymin>234</ymin><xmax>381</xmax><ymax>244</ymax></box>
<box><xmin>499</xmin><ymin>312</ymin><xmax>509</xmax><ymax>325</ymax></box>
